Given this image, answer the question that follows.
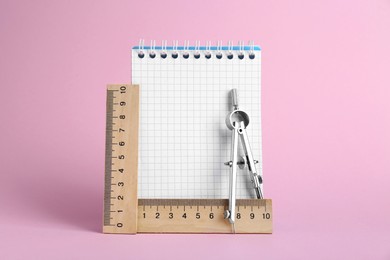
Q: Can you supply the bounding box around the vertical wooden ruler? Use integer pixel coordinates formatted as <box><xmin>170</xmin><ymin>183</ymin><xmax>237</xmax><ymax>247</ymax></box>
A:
<box><xmin>103</xmin><ymin>84</ymin><xmax>139</xmax><ymax>234</ymax></box>
<box><xmin>103</xmin><ymin>84</ymin><xmax>273</xmax><ymax>234</ymax></box>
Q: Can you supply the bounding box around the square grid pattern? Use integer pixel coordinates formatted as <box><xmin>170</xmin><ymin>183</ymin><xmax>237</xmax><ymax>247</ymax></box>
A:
<box><xmin>132</xmin><ymin>48</ymin><xmax>262</xmax><ymax>199</ymax></box>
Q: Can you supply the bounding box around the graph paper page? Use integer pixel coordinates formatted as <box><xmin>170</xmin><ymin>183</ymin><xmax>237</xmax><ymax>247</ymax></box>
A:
<box><xmin>132</xmin><ymin>47</ymin><xmax>262</xmax><ymax>199</ymax></box>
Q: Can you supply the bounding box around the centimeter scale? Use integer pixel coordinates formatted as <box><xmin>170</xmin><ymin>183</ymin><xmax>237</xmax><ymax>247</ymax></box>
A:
<box><xmin>103</xmin><ymin>84</ymin><xmax>273</xmax><ymax>234</ymax></box>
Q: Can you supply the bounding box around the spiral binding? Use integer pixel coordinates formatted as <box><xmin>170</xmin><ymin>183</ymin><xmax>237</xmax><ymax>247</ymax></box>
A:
<box><xmin>136</xmin><ymin>40</ymin><xmax>258</xmax><ymax>60</ymax></box>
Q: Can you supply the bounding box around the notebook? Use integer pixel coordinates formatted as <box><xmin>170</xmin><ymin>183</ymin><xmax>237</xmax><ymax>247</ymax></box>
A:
<box><xmin>132</xmin><ymin>41</ymin><xmax>262</xmax><ymax>199</ymax></box>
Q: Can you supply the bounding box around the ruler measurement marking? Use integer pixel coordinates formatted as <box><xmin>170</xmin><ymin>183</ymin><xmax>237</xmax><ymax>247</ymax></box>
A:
<box><xmin>103</xmin><ymin>90</ymin><xmax>115</xmax><ymax>226</ymax></box>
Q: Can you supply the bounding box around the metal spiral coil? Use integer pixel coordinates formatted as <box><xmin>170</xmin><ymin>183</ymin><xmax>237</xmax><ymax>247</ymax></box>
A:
<box><xmin>136</xmin><ymin>40</ymin><xmax>257</xmax><ymax>60</ymax></box>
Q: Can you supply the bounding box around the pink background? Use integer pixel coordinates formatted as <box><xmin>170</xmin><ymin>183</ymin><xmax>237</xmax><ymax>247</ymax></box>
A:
<box><xmin>1</xmin><ymin>0</ymin><xmax>389</xmax><ymax>259</ymax></box>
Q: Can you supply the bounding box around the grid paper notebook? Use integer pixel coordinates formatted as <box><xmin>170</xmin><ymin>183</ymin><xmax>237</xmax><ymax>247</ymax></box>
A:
<box><xmin>132</xmin><ymin>45</ymin><xmax>262</xmax><ymax>199</ymax></box>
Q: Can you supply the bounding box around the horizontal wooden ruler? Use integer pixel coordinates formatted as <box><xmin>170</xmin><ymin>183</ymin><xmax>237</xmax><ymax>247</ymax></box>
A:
<box><xmin>138</xmin><ymin>199</ymin><xmax>272</xmax><ymax>234</ymax></box>
<box><xmin>103</xmin><ymin>84</ymin><xmax>273</xmax><ymax>234</ymax></box>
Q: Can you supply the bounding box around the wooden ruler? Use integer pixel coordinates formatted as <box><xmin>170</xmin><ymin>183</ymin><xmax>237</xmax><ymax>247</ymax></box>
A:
<box><xmin>137</xmin><ymin>199</ymin><xmax>272</xmax><ymax>234</ymax></box>
<box><xmin>103</xmin><ymin>84</ymin><xmax>273</xmax><ymax>234</ymax></box>
<box><xmin>103</xmin><ymin>84</ymin><xmax>139</xmax><ymax>234</ymax></box>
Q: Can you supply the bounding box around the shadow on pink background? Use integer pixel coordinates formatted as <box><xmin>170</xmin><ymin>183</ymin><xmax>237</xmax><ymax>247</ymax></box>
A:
<box><xmin>1</xmin><ymin>0</ymin><xmax>389</xmax><ymax>259</ymax></box>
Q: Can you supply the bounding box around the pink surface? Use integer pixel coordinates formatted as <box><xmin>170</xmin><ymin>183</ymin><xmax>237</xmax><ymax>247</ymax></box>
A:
<box><xmin>1</xmin><ymin>0</ymin><xmax>389</xmax><ymax>259</ymax></box>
